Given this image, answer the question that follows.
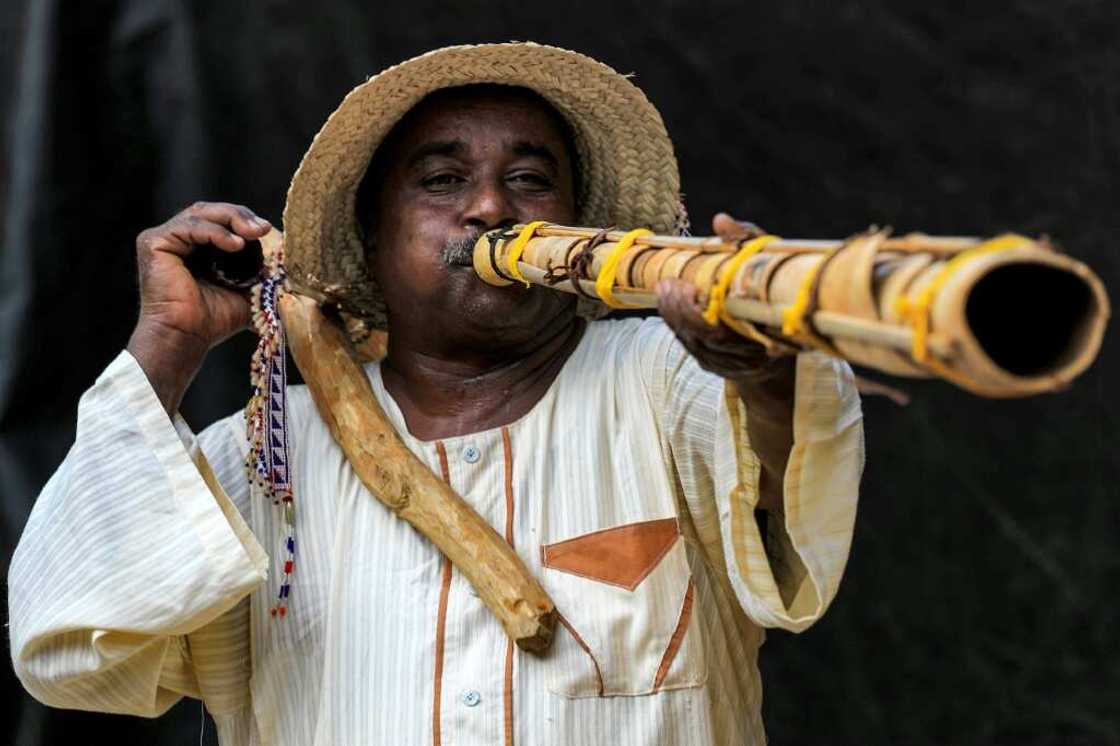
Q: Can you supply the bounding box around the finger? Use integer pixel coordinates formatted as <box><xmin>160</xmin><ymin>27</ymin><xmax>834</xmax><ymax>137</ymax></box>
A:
<box><xmin>657</xmin><ymin>278</ymin><xmax>770</xmax><ymax>365</ymax></box>
<box><xmin>657</xmin><ymin>279</ymin><xmax>718</xmax><ymax>338</ymax></box>
<box><xmin>712</xmin><ymin>212</ymin><xmax>765</xmax><ymax>241</ymax></box>
<box><xmin>659</xmin><ymin>279</ymin><xmax>757</xmax><ymax>351</ymax></box>
<box><xmin>199</xmin><ymin>284</ymin><xmax>253</xmax><ymax>333</ymax></box>
<box><xmin>185</xmin><ymin>201</ymin><xmax>272</xmax><ymax>239</ymax></box>
<box><xmin>656</xmin><ymin>278</ymin><xmax>700</xmax><ymax>331</ymax></box>
<box><xmin>166</xmin><ymin>214</ymin><xmax>248</xmax><ymax>253</ymax></box>
<box><xmin>657</xmin><ymin>280</ymin><xmax>733</xmax><ymax>357</ymax></box>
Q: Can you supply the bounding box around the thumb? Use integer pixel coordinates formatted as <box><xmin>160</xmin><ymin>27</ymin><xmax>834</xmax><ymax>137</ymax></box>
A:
<box><xmin>712</xmin><ymin>212</ymin><xmax>765</xmax><ymax>240</ymax></box>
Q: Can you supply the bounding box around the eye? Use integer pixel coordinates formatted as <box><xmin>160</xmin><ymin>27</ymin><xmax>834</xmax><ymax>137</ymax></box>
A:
<box><xmin>421</xmin><ymin>173</ymin><xmax>465</xmax><ymax>190</ymax></box>
<box><xmin>508</xmin><ymin>171</ymin><xmax>554</xmax><ymax>190</ymax></box>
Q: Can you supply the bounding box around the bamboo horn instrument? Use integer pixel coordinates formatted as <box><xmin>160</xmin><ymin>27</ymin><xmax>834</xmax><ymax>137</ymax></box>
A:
<box><xmin>259</xmin><ymin>230</ymin><xmax>557</xmax><ymax>653</ymax></box>
<box><xmin>473</xmin><ymin>224</ymin><xmax>1110</xmax><ymax>397</ymax></box>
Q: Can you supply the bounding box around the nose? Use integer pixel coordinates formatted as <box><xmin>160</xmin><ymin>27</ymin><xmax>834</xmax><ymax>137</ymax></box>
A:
<box><xmin>462</xmin><ymin>179</ymin><xmax>517</xmax><ymax>233</ymax></box>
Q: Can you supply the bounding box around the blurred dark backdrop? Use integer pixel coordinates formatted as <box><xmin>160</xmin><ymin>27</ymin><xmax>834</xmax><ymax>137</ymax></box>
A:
<box><xmin>2</xmin><ymin>1</ymin><xmax>1117</xmax><ymax>744</ymax></box>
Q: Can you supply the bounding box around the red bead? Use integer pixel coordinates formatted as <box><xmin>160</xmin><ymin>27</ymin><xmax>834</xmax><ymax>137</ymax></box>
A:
<box><xmin>278</xmin><ymin>606</ymin><xmax>287</xmax><ymax>617</ymax></box>
<box><xmin>284</xmin><ymin>560</ymin><xmax>294</xmax><ymax>573</ymax></box>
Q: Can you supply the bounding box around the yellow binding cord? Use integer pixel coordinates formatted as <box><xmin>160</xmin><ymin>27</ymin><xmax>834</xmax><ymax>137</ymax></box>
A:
<box><xmin>781</xmin><ymin>244</ymin><xmax>842</xmax><ymax>340</ymax></box>
<box><xmin>702</xmin><ymin>234</ymin><xmax>781</xmax><ymax>326</ymax></box>
<box><xmin>595</xmin><ymin>228</ymin><xmax>653</xmax><ymax>308</ymax></box>
<box><xmin>893</xmin><ymin>233</ymin><xmax>1031</xmax><ymax>366</ymax></box>
<box><xmin>505</xmin><ymin>221</ymin><xmax>550</xmax><ymax>287</ymax></box>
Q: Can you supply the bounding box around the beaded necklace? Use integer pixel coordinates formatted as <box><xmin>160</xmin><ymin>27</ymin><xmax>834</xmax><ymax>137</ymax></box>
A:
<box><xmin>245</xmin><ymin>244</ymin><xmax>296</xmax><ymax>618</ymax></box>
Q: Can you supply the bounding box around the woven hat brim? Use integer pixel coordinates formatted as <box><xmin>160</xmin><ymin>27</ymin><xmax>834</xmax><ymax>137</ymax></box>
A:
<box><xmin>283</xmin><ymin>42</ymin><xmax>683</xmax><ymax>330</ymax></box>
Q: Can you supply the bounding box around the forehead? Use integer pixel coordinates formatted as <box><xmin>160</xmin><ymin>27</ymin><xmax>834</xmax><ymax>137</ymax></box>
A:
<box><xmin>383</xmin><ymin>86</ymin><xmax>574</xmax><ymax>161</ymax></box>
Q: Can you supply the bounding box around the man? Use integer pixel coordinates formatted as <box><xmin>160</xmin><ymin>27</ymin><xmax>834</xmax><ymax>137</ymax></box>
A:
<box><xmin>9</xmin><ymin>43</ymin><xmax>862</xmax><ymax>745</ymax></box>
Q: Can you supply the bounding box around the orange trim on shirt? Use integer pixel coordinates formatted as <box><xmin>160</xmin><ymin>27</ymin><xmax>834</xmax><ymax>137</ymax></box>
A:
<box><xmin>502</xmin><ymin>427</ymin><xmax>515</xmax><ymax>547</ymax></box>
<box><xmin>501</xmin><ymin>427</ymin><xmax>515</xmax><ymax>746</ymax></box>
<box><xmin>652</xmin><ymin>578</ymin><xmax>695</xmax><ymax>691</ymax></box>
<box><xmin>504</xmin><ymin>637</ymin><xmax>515</xmax><ymax>745</ymax></box>
<box><xmin>557</xmin><ymin>613</ymin><xmax>605</xmax><ymax>697</ymax></box>
<box><xmin>432</xmin><ymin>442</ymin><xmax>453</xmax><ymax>746</ymax></box>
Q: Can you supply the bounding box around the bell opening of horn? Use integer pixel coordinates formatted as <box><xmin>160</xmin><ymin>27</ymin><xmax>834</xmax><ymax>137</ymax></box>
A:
<box><xmin>965</xmin><ymin>263</ymin><xmax>1098</xmax><ymax>378</ymax></box>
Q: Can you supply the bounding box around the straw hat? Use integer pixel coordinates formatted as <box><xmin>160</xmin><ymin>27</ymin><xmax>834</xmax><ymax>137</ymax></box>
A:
<box><xmin>282</xmin><ymin>42</ymin><xmax>685</xmax><ymax>331</ymax></box>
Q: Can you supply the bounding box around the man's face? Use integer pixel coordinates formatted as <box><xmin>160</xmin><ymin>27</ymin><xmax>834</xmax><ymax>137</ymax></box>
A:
<box><xmin>368</xmin><ymin>87</ymin><xmax>580</xmax><ymax>345</ymax></box>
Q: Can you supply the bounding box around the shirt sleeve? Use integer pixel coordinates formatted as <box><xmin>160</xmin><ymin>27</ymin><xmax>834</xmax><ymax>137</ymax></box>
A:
<box><xmin>7</xmin><ymin>350</ymin><xmax>268</xmax><ymax>717</ymax></box>
<box><xmin>638</xmin><ymin>317</ymin><xmax>865</xmax><ymax>633</ymax></box>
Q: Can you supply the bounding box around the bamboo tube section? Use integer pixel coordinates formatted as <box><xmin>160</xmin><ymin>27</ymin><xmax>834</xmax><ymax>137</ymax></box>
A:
<box><xmin>269</xmin><ymin>247</ymin><xmax>557</xmax><ymax>651</ymax></box>
<box><xmin>473</xmin><ymin>224</ymin><xmax>1109</xmax><ymax>397</ymax></box>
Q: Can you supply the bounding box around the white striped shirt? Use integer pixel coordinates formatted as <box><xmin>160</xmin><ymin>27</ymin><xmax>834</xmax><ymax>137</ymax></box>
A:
<box><xmin>9</xmin><ymin>317</ymin><xmax>864</xmax><ymax>745</ymax></box>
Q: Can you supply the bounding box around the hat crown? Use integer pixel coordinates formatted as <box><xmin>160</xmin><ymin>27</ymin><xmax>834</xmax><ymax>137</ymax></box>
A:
<box><xmin>283</xmin><ymin>42</ymin><xmax>682</xmax><ymax>331</ymax></box>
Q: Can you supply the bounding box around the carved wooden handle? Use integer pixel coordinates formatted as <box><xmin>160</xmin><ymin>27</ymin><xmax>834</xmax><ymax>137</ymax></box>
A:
<box><xmin>277</xmin><ymin>292</ymin><xmax>556</xmax><ymax>652</ymax></box>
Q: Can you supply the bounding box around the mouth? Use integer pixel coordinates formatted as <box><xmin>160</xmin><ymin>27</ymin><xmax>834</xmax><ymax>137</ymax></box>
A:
<box><xmin>441</xmin><ymin>233</ymin><xmax>481</xmax><ymax>268</ymax></box>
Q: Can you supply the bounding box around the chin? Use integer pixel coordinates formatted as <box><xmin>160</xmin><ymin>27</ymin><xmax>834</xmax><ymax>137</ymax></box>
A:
<box><xmin>463</xmin><ymin>283</ymin><xmax>537</xmax><ymax>323</ymax></box>
<box><xmin>454</xmin><ymin>275</ymin><xmax>571</xmax><ymax>333</ymax></box>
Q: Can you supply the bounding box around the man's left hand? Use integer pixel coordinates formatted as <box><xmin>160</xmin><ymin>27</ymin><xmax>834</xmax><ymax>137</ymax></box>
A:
<box><xmin>655</xmin><ymin>212</ymin><xmax>792</xmax><ymax>386</ymax></box>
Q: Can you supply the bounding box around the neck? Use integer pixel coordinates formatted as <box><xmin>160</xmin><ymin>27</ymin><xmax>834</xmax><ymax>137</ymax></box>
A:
<box><xmin>381</xmin><ymin>311</ymin><xmax>586</xmax><ymax>441</ymax></box>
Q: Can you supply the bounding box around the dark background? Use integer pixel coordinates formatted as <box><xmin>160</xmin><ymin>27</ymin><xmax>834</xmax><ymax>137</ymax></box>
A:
<box><xmin>2</xmin><ymin>1</ymin><xmax>1117</xmax><ymax>744</ymax></box>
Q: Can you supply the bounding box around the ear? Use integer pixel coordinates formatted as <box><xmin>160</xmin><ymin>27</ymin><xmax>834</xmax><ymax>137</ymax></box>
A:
<box><xmin>359</xmin><ymin>222</ymin><xmax>377</xmax><ymax>258</ymax></box>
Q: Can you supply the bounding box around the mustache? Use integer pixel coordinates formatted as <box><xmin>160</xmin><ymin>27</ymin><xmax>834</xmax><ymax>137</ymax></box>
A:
<box><xmin>441</xmin><ymin>232</ymin><xmax>483</xmax><ymax>267</ymax></box>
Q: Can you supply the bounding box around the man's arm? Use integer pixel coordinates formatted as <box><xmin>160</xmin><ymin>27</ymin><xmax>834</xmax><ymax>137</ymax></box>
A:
<box><xmin>727</xmin><ymin>360</ymin><xmax>796</xmax><ymax>515</ymax></box>
<box><xmin>656</xmin><ymin>278</ymin><xmax>797</xmax><ymax>516</ymax></box>
<box><xmin>650</xmin><ymin>210</ymin><xmax>863</xmax><ymax>632</ymax></box>
<box><xmin>9</xmin><ymin>201</ymin><xmax>272</xmax><ymax>715</ymax></box>
<box><xmin>8</xmin><ymin>352</ymin><xmax>266</xmax><ymax>716</ymax></box>
<box><xmin>641</xmin><ymin>311</ymin><xmax>863</xmax><ymax>632</ymax></box>
<box><xmin>655</xmin><ymin>212</ymin><xmax>799</xmax><ymax>515</ymax></box>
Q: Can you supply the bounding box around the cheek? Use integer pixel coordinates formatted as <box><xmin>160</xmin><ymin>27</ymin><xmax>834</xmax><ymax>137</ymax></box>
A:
<box><xmin>375</xmin><ymin>242</ymin><xmax>440</xmax><ymax>294</ymax></box>
<box><xmin>373</xmin><ymin>216</ymin><xmax>456</xmax><ymax>302</ymax></box>
<box><xmin>515</xmin><ymin>192</ymin><xmax>577</xmax><ymax>225</ymax></box>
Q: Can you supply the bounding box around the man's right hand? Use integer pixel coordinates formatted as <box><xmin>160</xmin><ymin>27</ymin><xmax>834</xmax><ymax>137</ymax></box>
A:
<box><xmin>126</xmin><ymin>201</ymin><xmax>272</xmax><ymax>414</ymax></box>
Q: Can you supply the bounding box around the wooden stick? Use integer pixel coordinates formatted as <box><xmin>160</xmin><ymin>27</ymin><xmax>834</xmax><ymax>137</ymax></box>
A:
<box><xmin>278</xmin><ymin>293</ymin><xmax>557</xmax><ymax>652</ymax></box>
<box><xmin>530</xmin><ymin>224</ymin><xmax>983</xmax><ymax>254</ymax></box>
<box><xmin>512</xmin><ymin>263</ymin><xmax>957</xmax><ymax>359</ymax></box>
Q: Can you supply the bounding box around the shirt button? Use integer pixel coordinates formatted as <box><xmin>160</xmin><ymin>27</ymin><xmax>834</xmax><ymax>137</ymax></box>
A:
<box><xmin>462</xmin><ymin>445</ymin><xmax>481</xmax><ymax>464</ymax></box>
<box><xmin>461</xmin><ymin>690</ymin><xmax>481</xmax><ymax>707</ymax></box>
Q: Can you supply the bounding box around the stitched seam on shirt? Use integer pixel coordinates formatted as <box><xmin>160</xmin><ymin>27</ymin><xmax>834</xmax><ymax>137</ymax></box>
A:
<box><xmin>542</xmin><ymin>516</ymin><xmax>679</xmax><ymax>553</ymax></box>
<box><xmin>432</xmin><ymin>442</ymin><xmax>453</xmax><ymax>746</ymax></box>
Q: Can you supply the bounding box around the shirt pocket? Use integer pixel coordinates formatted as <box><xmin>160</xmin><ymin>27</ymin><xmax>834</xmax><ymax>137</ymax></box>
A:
<box><xmin>538</xmin><ymin>517</ymin><xmax>707</xmax><ymax>698</ymax></box>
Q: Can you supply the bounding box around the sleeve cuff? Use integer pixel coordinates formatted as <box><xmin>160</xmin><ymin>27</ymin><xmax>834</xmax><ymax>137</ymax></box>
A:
<box><xmin>107</xmin><ymin>351</ymin><xmax>269</xmax><ymax>628</ymax></box>
<box><xmin>718</xmin><ymin>351</ymin><xmax>864</xmax><ymax>632</ymax></box>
